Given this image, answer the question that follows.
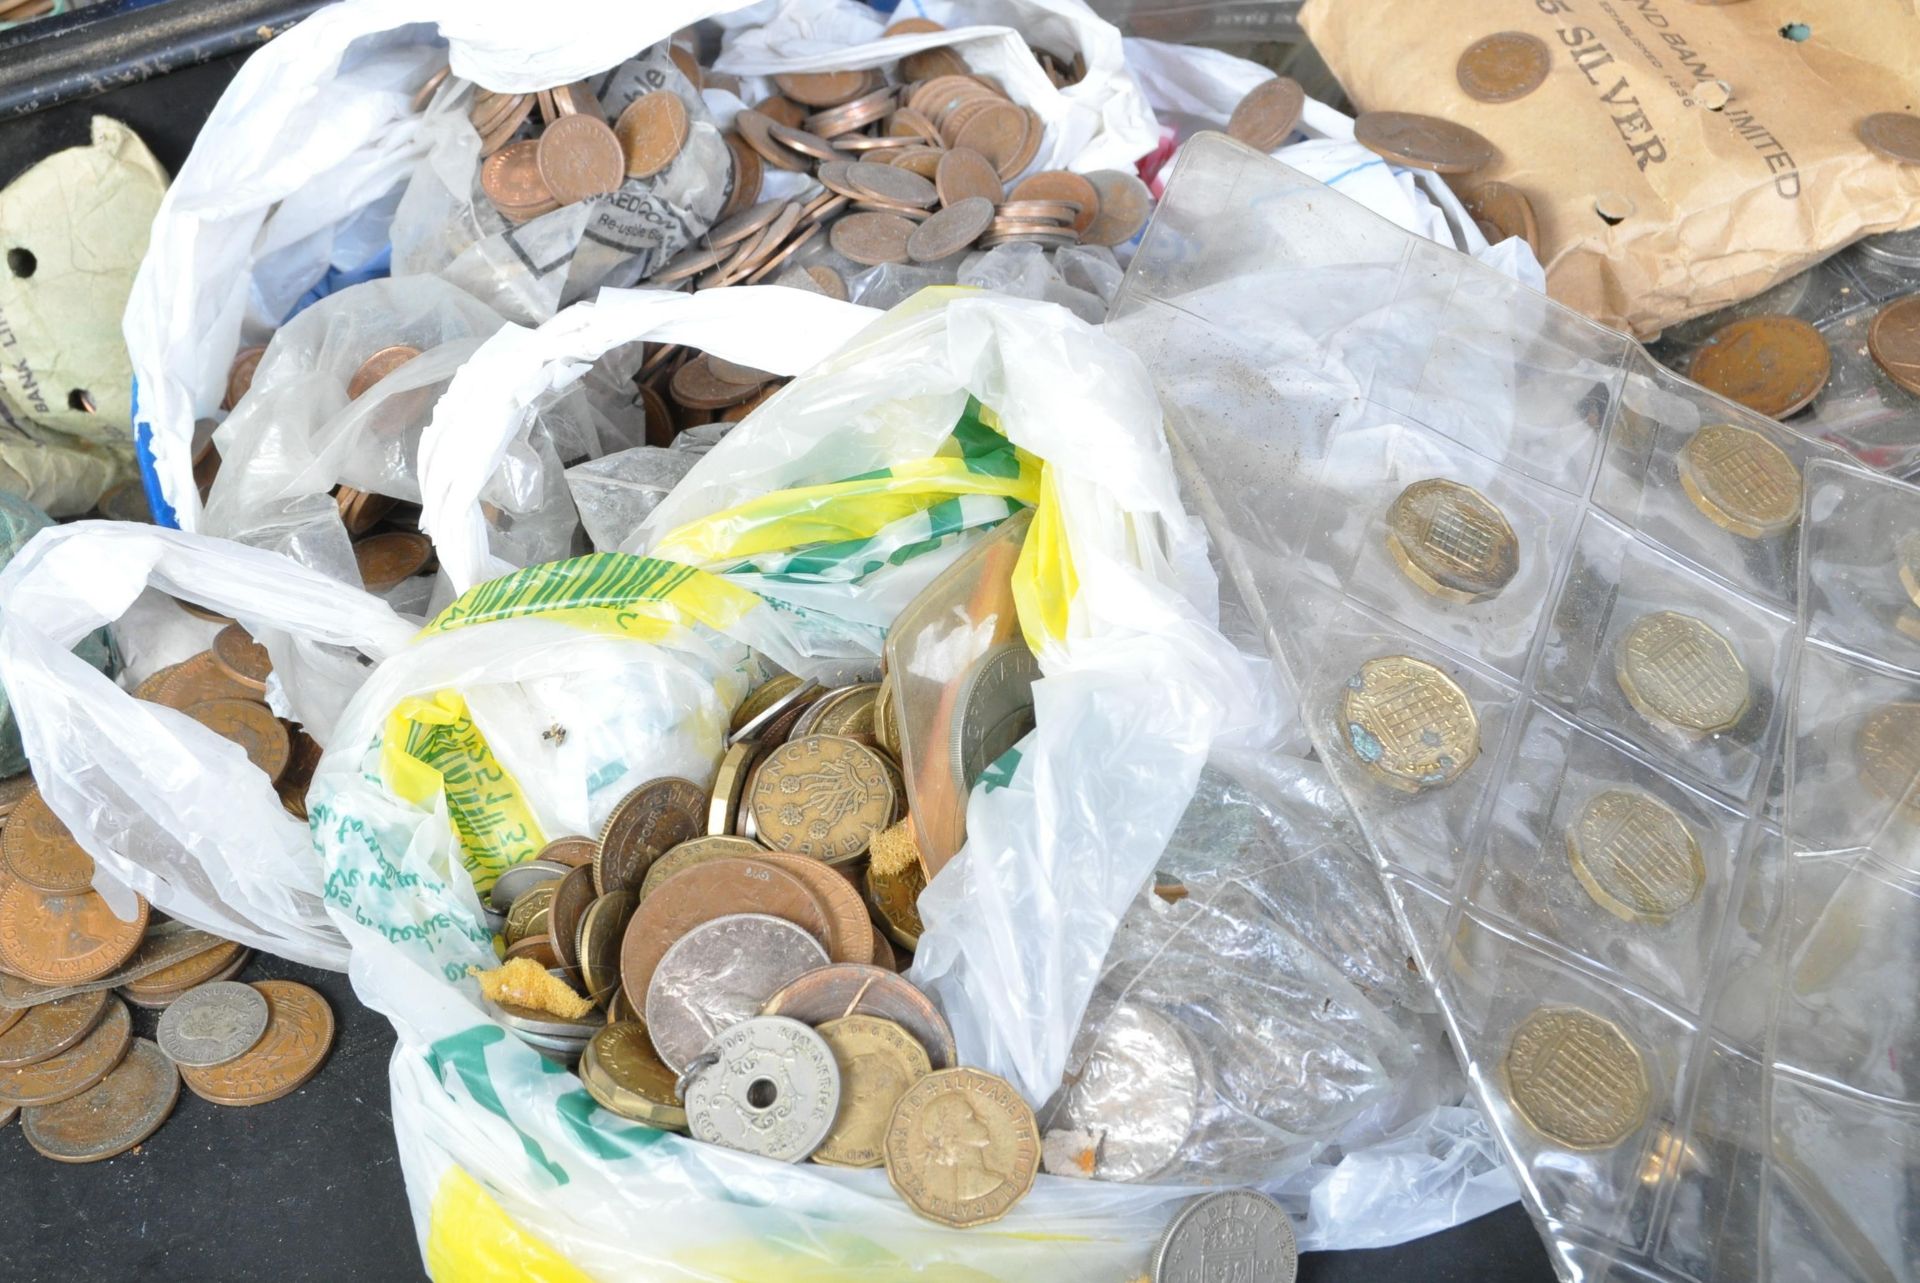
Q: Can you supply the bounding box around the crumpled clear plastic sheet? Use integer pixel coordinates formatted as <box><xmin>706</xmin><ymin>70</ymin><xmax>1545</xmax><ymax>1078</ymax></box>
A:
<box><xmin>202</xmin><ymin>275</ymin><xmax>598</xmax><ymax>587</ymax></box>
<box><xmin>565</xmin><ymin>423</ymin><xmax>730</xmax><ymax>553</ymax></box>
<box><xmin>957</xmin><ymin>243</ymin><xmax>1124</xmax><ymax>326</ymax></box>
<box><xmin>1104</xmin><ymin>134</ymin><xmax>1912</xmax><ymax>1282</ymax></box>
<box><xmin>1648</xmin><ymin>229</ymin><xmax>1920</xmax><ymax>478</ymax></box>
<box><xmin>1039</xmin><ymin>753</ymin><xmax>1517</xmax><ymax>1246</ymax></box>
<box><xmin>390</xmin><ymin>43</ymin><xmax>726</xmax><ymax>326</ymax></box>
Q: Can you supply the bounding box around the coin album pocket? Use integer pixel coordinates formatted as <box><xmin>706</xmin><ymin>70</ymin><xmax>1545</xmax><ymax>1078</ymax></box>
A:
<box><xmin>1446</xmin><ymin>915</ymin><xmax>1690</xmax><ymax>1247</ymax></box>
<box><xmin>1592</xmin><ymin>352</ymin><xmax>1833</xmax><ymax>612</ymax></box>
<box><xmin>1535</xmin><ymin>513</ymin><xmax>1794</xmax><ymax>803</ymax></box>
<box><xmin>1468</xmin><ymin>705</ymin><xmax>1745</xmax><ymax>1011</ymax></box>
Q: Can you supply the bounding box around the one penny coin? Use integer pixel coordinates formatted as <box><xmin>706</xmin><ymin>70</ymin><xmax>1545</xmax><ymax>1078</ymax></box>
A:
<box><xmin>179</xmin><ymin>980</ymin><xmax>335</xmax><ymax>1106</ymax></box>
<box><xmin>547</xmin><ymin>864</ymin><xmax>597</xmax><ymax>971</ymax></box>
<box><xmin>534</xmin><ymin>835</ymin><xmax>597</xmax><ymax>870</ymax></box>
<box><xmin>1457</xmin><ymin>32</ymin><xmax>1552</xmax><ymax>103</ymax></box>
<box><xmin>1008</xmin><ymin>170</ymin><xmax>1099</xmax><ymax>238</ymax></box>
<box><xmin>0</xmin><ymin>996</ymin><xmax>131</xmax><ymax>1107</ymax></box>
<box><xmin>22</xmin><ymin>1038</ymin><xmax>178</xmax><ymax>1163</ymax></box>
<box><xmin>953</xmin><ymin>103</ymin><xmax>1028</xmax><ymax>175</ymax></box>
<box><xmin>1463</xmin><ymin>182</ymin><xmax>1540</xmax><ymax>256</ymax></box>
<box><xmin>2</xmin><ymin>787</ymin><xmax>94</xmax><ymax>895</ymax></box>
<box><xmin>1226</xmin><ymin>76</ymin><xmax>1304</xmax><ymax>152</ymax></box>
<box><xmin>224</xmin><ymin>346</ymin><xmax>266</xmax><ymax>411</ymax></box>
<box><xmin>537</xmin><ymin>114</ymin><xmax>627</xmax><ymax>205</ymax></box>
<box><xmin>774</xmin><ymin>70</ymin><xmax>872</xmax><ymax>108</ymax></box>
<box><xmin>1688</xmin><ymin>314</ymin><xmax>1830</xmax><ymax>419</ymax></box>
<box><xmin>211</xmin><ymin>623</ymin><xmax>272</xmax><ymax>693</ymax></box>
<box><xmin>0</xmin><ymin>989</ymin><xmax>110</xmax><ymax>1068</ymax></box>
<box><xmin>354</xmin><ymin>530</ymin><xmax>435</xmax><ymax>592</ymax></box>
<box><xmin>140</xmin><ymin>651</ymin><xmax>260</xmax><ymax>711</ymax></box>
<box><xmin>1081</xmin><ymin>170</ymin><xmax>1152</xmax><ymax>247</ymax></box>
<box><xmin>750</xmin><ymin>851</ymin><xmax>875</xmax><ymax>964</ymax></box>
<box><xmin>0</xmin><ymin>875</ymin><xmax>147</xmax><ymax>985</ymax></box>
<box><xmin>346</xmin><ymin>345</ymin><xmax>421</xmax><ymax>401</ymax></box>
<box><xmin>479</xmin><ymin>140</ymin><xmax>556</xmax><ymax>215</ymax></box>
<box><xmin>1354</xmin><ymin>111</ymin><xmax>1498</xmax><ymax>174</ymax></box>
<box><xmin>1867</xmin><ymin>294</ymin><xmax>1920</xmax><ymax>398</ymax></box>
<box><xmin>614</xmin><ymin>90</ymin><xmax>691</xmax><ymax>179</ymax></box>
<box><xmin>829</xmin><ymin>211</ymin><xmax>916</xmax><ymax>266</ymax></box>
<box><xmin>935</xmin><ymin>147</ymin><xmax>1004</xmax><ymax>207</ymax></box>
<box><xmin>183</xmin><ymin>698</ymin><xmax>292</xmax><ymax>783</ymax></box>
<box><xmin>907</xmin><ymin>197</ymin><xmax>995</xmax><ymax>262</ymax></box>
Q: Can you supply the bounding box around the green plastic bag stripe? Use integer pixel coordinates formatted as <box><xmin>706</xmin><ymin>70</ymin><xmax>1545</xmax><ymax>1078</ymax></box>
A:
<box><xmin>427</xmin><ymin>555</ymin><xmax>703</xmax><ymax>632</ymax></box>
<box><xmin>749</xmin><ymin>495</ymin><xmax>1022</xmax><ymax>582</ymax></box>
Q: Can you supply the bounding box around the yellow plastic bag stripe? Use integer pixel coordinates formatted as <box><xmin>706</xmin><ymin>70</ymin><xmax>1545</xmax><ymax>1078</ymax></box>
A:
<box><xmin>652</xmin><ymin>456</ymin><xmax>1041</xmax><ymax>567</ymax></box>
<box><xmin>381</xmin><ymin>691</ymin><xmax>545</xmax><ymax>893</ymax></box>
<box><xmin>426</xmin><ymin>1167</ymin><xmax>592</xmax><ymax>1283</ymax></box>
<box><xmin>424</xmin><ymin>553</ymin><xmax>762</xmax><ymax>638</ymax></box>
<box><xmin>1012</xmin><ymin>464</ymin><xmax>1075</xmax><ymax>652</ymax></box>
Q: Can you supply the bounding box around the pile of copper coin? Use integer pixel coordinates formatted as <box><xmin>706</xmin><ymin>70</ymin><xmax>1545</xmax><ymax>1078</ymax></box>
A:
<box><xmin>0</xmin><ymin>775</ymin><xmax>336</xmax><ymax>1162</ymax></box>
<box><xmin>635</xmin><ymin>343</ymin><xmax>789</xmax><ymax>444</ymax></box>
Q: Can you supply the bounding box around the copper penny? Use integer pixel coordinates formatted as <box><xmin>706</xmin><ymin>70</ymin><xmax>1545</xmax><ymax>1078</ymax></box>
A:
<box><xmin>671</xmin><ymin>354</ymin><xmax>768</xmax><ymax>411</ymax></box>
<box><xmin>1081</xmin><ymin>170</ymin><xmax>1152</xmax><ymax>247</ymax></box>
<box><xmin>223</xmin><ymin>346</ymin><xmax>266</xmax><ymax>411</ymax></box>
<box><xmin>547</xmin><ymin>864</ymin><xmax>597</xmax><ymax>971</ymax></box>
<box><xmin>614</xmin><ymin>90</ymin><xmax>690</xmax><ymax>179</ymax></box>
<box><xmin>1464</xmin><ymin>181</ymin><xmax>1540</xmax><ymax>256</ymax></box>
<box><xmin>1354</xmin><ymin>111</ymin><xmax>1498</xmax><ymax>174</ymax></box>
<box><xmin>346</xmin><ymin>345</ymin><xmax>422</xmax><ymax>401</ymax></box>
<box><xmin>734</xmin><ymin>109</ymin><xmax>810</xmax><ymax>173</ymax></box>
<box><xmin>0</xmin><ymin>772</ymin><xmax>32</xmax><ymax>820</ymax></box>
<box><xmin>1859</xmin><ymin>113</ymin><xmax>1920</xmax><ymax>165</ymax></box>
<box><xmin>183</xmin><ymin>698</ymin><xmax>292</xmax><ymax>783</ymax></box>
<box><xmin>1457</xmin><ymin>31</ymin><xmax>1551</xmax><ymax>103</ymax></box>
<box><xmin>1226</xmin><ymin>76</ymin><xmax>1305</xmax><ymax>152</ymax></box>
<box><xmin>0</xmin><ymin>875</ymin><xmax>147</xmax><ymax>985</ymax></box>
<box><xmin>535</xmin><ymin>835</ymin><xmax>596</xmax><ymax>869</ymax></box>
<box><xmin>908</xmin><ymin>197</ymin><xmax>995</xmax><ymax>262</ymax></box>
<box><xmin>829</xmin><ymin>211</ymin><xmax>916</xmax><ymax>266</ymax></box>
<box><xmin>753</xmin><ymin>96</ymin><xmax>809</xmax><ymax>130</ymax></box>
<box><xmin>668</xmin><ymin>42</ymin><xmax>702</xmax><ymax>90</ymax></box>
<box><xmin>138</xmin><ymin>651</ymin><xmax>260</xmax><ymax>711</ymax></box>
<box><xmin>935</xmin><ymin>147</ymin><xmax>1004</xmax><ymax>208</ymax></box>
<box><xmin>179</xmin><ymin>980</ymin><xmax>334</xmax><ymax>1106</ymax></box>
<box><xmin>123</xmin><ymin>947</ymin><xmax>251</xmax><ymax>1009</ymax></box>
<box><xmin>2</xmin><ymin>787</ymin><xmax>94</xmax><ymax>895</ymax></box>
<box><xmin>595</xmin><ymin>777</ymin><xmax>708</xmax><ymax>896</ymax></box>
<box><xmin>705</xmin><ymin>198</ymin><xmax>785</xmax><ymax>251</ymax></box>
<box><xmin>354</xmin><ymin>530</ymin><xmax>435</xmax><ymax>592</ymax></box>
<box><xmin>868</xmin><ymin>921</ymin><xmax>898</xmax><ymax>971</ymax></box>
<box><xmin>537</xmin><ymin>114</ymin><xmax>626</xmax><ymax>205</ymax></box>
<box><xmin>884</xmin><ymin>17</ymin><xmax>945</xmax><ymax>35</ymax></box>
<box><xmin>502</xmin><ymin>934</ymin><xmax>559</xmax><ymax>969</ymax></box>
<box><xmin>576</xmin><ymin>890</ymin><xmax>637</xmax><ymax>1003</ymax></box>
<box><xmin>1867</xmin><ymin>294</ymin><xmax>1920</xmax><ymax>398</ymax></box>
<box><xmin>617</xmin><ymin>857</ymin><xmax>832</xmax><ymax>1017</ymax></box>
<box><xmin>276</xmin><ymin>730</ymin><xmax>323</xmax><ymax>822</ymax></box>
<box><xmin>773</xmin><ymin>71</ymin><xmax>872</xmax><ymax>109</ymax></box>
<box><xmin>0</xmin><ymin>990</ymin><xmax>110</xmax><ymax>1068</ymax></box>
<box><xmin>952</xmin><ymin>103</ymin><xmax>1027</xmax><ymax>173</ymax></box>
<box><xmin>0</xmin><ymin>996</ymin><xmax>130</xmax><ymax>1106</ymax></box>
<box><xmin>1008</xmin><ymin>170</ymin><xmax>1099</xmax><ymax>238</ymax></box>
<box><xmin>1688</xmin><ymin>315</ymin><xmax>1830</xmax><ymax>418</ymax></box>
<box><xmin>767</xmin><ymin>121</ymin><xmax>844</xmax><ymax>165</ymax></box>
<box><xmin>719</xmin><ymin>130</ymin><xmax>765</xmax><ymax>223</ymax></box>
<box><xmin>480</xmin><ymin>139</ymin><xmax>556</xmax><ymax>213</ymax></box>
<box><xmin>121</xmin><ymin>940</ymin><xmax>248</xmax><ymax>1000</ymax></box>
<box><xmin>22</xmin><ymin>1037</ymin><xmax>178</xmax><ymax>1163</ymax></box>
<box><xmin>410</xmin><ymin>64</ymin><xmax>450</xmax><ymax>114</ymax></box>
<box><xmin>211</xmin><ymin>623</ymin><xmax>272</xmax><ymax>693</ymax></box>
<box><xmin>751</xmin><ymin>851</ymin><xmax>874</xmax><ymax>964</ymax></box>
<box><xmin>760</xmin><ymin>962</ymin><xmax>955</xmax><ymax>1069</ymax></box>
<box><xmin>846</xmin><ymin>161</ymin><xmax>937</xmax><ymax>210</ymax></box>
<box><xmin>335</xmin><ymin>486</ymin><xmax>396</xmax><ymax>536</ymax></box>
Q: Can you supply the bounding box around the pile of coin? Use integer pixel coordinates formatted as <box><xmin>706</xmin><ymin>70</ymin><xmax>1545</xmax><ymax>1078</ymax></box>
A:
<box><xmin>0</xmin><ymin>775</ymin><xmax>336</xmax><ymax>1161</ymax></box>
<box><xmin>127</xmin><ymin>620</ymin><xmax>326</xmax><ymax>820</ymax></box>
<box><xmin>476</xmin><ymin>662</ymin><xmax>1042</xmax><ymax>1225</ymax></box>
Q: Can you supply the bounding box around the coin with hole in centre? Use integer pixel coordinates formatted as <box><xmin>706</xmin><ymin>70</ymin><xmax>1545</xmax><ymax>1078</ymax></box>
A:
<box><xmin>1677</xmin><ymin>423</ymin><xmax>1803</xmax><ymax>539</ymax></box>
<box><xmin>1615</xmin><ymin>611</ymin><xmax>1749</xmax><ymax>735</ymax></box>
<box><xmin>683</xmin><ymin>1015</ymin><xmax>841</xmax><ymax>1162</ymax></box>
<box><xmin>1340</xmin><ymin>656</ymin><xmax>1480</xmax><ymax>793</ymax></box>
<box><xmin>1384</xmin><ymin>478</ymin><xmax>1519</xmax><ymax>603</ymax></box>
<box><xmin>1565</xmin><ymin>790</ymin><xmax>1705</xmax><ymax>924</ymax></box>
<box><xmin>1501</xmin><ymin>1006</ymin><xmax>1649</xmax><ymax>1150</ymax></box>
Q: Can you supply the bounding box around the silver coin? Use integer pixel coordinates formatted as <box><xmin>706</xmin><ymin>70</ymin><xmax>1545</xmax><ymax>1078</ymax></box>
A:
<box><xmin>645</xmin><ymin>914</ymin><xmax>829</xmax><ymax>1073</ymax></box>
<box><xmin>729</xmin><ymin>677</ymin><xmax>822</xmax><ymax>745</ymax></box>
<box><xmin>950</xmin><ymin>641</ymin><xmax>1040</xmax><ymax>794</ymax></box>
<box><xmin>683</xmin><ymin>1015</ymin><xmax>840</xmax><ymax>1162</ymax></box>
<box><xmin>1154</xmin><ymin>1189</ymin><xmax>1298</xmax><ymax>1283</ymax></box>
<box><xmin>1858</xmin><ymin>224</ymin><xmax>1920</xmax><ymax>269</ymax></box>
<box><xmin>1047</xmin><ymin>1002</ymin><xmax>1200</xmax><ymax>1182</ymax></box>
<box><xmin>154</xmin><ymin>981</ymin><xmax>269</xmax><ymax>1068</ymax></box>
<box><xmin>490</xmin><ymin>859</ymin><xmax>570</xmax><ymax>912</ymax></box>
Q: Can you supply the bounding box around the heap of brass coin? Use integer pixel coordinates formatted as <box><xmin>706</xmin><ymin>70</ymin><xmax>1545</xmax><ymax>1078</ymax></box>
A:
<box><xmin>131</xmin><ymin>620</ymin><xmax>327</xmax><ymax>820</ymax></box>
<box><xmin>477</xmin><ymin>666</ymin><xmax>1037</xmax><ymax>1225</ymax></box>
<box><xmin>0</xmin><ymin>774</ymin><xmax>337</xmax><ymax>1161</ymax></box>
<box><xmin>644</xmin><ymin>19</ymin><xmax>1150</xmax><ymax>293</ymax></box>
